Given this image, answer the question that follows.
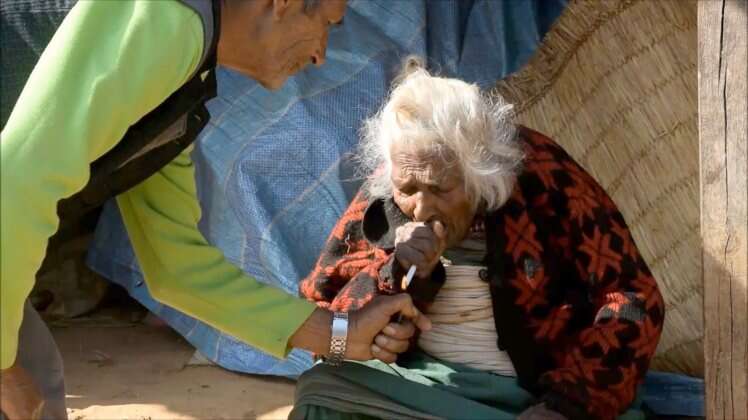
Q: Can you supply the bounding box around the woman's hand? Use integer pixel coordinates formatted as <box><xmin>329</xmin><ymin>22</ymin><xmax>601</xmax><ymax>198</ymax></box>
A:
<box><xmin>394</xmin><ymin>221</ymin><xmax>447</xmax><ymax>278</ymax></box>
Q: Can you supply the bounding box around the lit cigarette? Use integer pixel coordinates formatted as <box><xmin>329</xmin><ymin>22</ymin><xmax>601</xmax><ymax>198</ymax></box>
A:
<box><xmin>401</xmin><ymin>265</ymin><xmax>417</xmax><ymax>291</ymax></box>
<box><xmin>395</xmin><ymin>265</ymin><xmax>417</xmax><ymax>324</ymax></box>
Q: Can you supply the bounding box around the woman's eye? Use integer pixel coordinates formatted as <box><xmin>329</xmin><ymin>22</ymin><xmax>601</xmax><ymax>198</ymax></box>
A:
<box><xmin>397</xmin><ymin>187</ymin><xmax>415</xmax><ymax>196</ymax></box>
<box><xmin>430</xmin><ymin>185</ymin><xmax>447</xmax><ymax>195</ymax></box>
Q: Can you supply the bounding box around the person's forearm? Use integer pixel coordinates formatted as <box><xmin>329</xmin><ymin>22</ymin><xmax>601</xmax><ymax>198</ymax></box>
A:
<box><xmin>117</xmin><ymin>146</ymin><xmax>318</xmax><ymax>358</ymax></box>
<box><xmin>288</xmin><ymin>308</ymin><xmax>333</xmax><ymax>356</ymax></box>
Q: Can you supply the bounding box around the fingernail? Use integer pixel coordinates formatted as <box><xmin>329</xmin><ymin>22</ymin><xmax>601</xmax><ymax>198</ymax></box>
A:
<box><xmin>383</xmin><ymin>326</ymin><xmax>396</xmax><ymax>335</ymax></box>
<box><xmin>375</xmin><ymin>335</ymin><xmax>389</xmax><ymax>347</ymax></box>
<box><xmin>371</xmin><ymin>344</ymin><xmax>382</xmax><ymax>354</ymax></box>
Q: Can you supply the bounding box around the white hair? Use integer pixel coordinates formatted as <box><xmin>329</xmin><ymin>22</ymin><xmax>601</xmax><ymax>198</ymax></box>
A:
<box><xmin>358</xmin><ymin>57</ymin><xmax>524</xmax><ymax>211</ymax></box>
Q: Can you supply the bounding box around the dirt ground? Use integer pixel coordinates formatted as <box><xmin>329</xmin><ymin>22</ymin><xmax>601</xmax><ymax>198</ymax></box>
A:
<box><xmin>55</xmin><ymin>322</ymin><xmax>296</xmax><ymax>420</ymax></box>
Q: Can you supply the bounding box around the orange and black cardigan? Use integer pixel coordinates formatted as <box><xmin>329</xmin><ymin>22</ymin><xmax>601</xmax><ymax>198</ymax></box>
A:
<box><xmin>301</xmin><ymin>127</ymin><xmax>665</xmax><ymax>420</ymax></box>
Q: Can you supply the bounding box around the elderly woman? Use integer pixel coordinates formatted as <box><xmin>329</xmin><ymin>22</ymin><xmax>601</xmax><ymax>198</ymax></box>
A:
<box><xmin>293</xmin><ymin>60</ymin><xmax>664</xmax><ymax>420</ymax></box>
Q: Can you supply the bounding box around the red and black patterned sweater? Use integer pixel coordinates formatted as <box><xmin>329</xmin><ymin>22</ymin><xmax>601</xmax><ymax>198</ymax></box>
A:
<box><xmin>300</xmin><ymin>127</ymin><xmax>665</xmax><ymax>420</ymax></box>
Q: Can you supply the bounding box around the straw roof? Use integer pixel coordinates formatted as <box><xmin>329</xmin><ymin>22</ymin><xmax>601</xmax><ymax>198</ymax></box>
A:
<box><xmin>494</xmin><ymin>0</ymin><xmax>701</xmax><ymax>376</ymax></box>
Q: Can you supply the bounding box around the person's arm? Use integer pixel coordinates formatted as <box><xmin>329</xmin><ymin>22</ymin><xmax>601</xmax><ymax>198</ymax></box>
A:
<box><xmin>302</xmin><ymin>192</ymin><xmax>389</xmax><ymax>307</ymax></box>
<box><xmin>301</xmin><ymin>192</ymin><xmax>412</xmax><ymax>311</ymax></box>
<box><xmin>1</xmin><ymin>0</ymin><xmax>204</xmax><ymax>370</ymax></box>
<box><xmin>117</xmin><ymin>147</ymin><xmax>318</xmax><ymax>356</ymax></box>
<box><xmin>301</xmin><ymin>192</ymin><xmax>445</xmax><ymax>312</ymax></box>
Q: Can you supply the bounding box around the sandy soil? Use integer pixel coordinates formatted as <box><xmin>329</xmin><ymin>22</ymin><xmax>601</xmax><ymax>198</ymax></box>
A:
<box><xmin>55</xmin><ymin>323</ymin><xmax>295</xmax><ymax>419</ymax></box>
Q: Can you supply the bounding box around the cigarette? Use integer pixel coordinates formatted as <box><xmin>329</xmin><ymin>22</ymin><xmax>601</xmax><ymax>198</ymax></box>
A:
<box><xmin>396</xmin><ymin>265</ymin><xmax>417</xmax><ymax>324</ymax></box>
<box><xmin>401</xmin><ymin>265</ymin><xmax>417</xmax><ymax>291</ymax></box>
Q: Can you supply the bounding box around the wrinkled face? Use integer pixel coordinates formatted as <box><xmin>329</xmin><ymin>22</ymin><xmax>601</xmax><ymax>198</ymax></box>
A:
<box><xmin>390</xmin><ymin>144</ymin><xmax>476</xmax><ymax>247</ymax></box>
<box><xmin>218</xmin><ymin>0</ymin><xmax>347</xmax><ymax>90</ymax></box>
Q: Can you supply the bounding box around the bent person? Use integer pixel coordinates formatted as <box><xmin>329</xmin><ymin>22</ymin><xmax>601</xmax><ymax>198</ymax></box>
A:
<box><xmin>294</xmin><ymin>59</ymin><xmax>665</xmax><ymax>420</ymax></box>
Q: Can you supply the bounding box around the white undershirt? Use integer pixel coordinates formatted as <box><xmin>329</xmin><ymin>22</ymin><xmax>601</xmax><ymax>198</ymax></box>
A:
<box><xmin>418</xmin><ymin>264</ymin><xmax>517</xmax><ymax>376</ymax></box>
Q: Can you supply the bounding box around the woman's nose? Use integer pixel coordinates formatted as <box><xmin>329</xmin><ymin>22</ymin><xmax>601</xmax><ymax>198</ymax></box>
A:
<box><xmin>412</xmin><ymin>193</ymin><xmax>437</xmax><ymax>223</ymax></box>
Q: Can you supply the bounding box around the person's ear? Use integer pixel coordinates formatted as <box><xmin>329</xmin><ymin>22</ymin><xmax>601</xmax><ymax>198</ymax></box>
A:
<box><xmin>272</xmin><ymin>0</ymin><xmax>290</xmax><ymax>21</ymax></box>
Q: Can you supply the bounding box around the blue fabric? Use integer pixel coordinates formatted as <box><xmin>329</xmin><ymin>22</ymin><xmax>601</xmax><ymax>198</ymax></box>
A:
<box><xmin>640</xmin><ymin>372</ymin><xmax>705</xmax><ymax>417</ymax></box>
<box><xmin>88</xmin><ymin>0</ymin><xmax>567</xmax><ymax>378</ymax></box>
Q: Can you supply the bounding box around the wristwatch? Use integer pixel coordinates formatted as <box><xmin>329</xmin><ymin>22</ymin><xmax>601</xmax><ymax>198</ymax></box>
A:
<box><xmin>325</xmin><ymin>311</ymin><xmax>349</xmax><ymax>366</ymax></box>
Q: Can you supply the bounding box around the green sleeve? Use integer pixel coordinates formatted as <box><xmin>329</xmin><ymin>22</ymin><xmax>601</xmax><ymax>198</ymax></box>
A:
<box><xmin>1</xmin><ymin>0</ymin><xmax>204</xmax><ymax>369</ymax></box>
<box><xmin>117</xmin><ymin>148</ymin><xmax>315</xmax><ymax>359</ymax></box>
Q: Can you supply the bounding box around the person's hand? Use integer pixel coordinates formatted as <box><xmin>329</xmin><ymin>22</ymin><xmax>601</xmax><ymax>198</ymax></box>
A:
<box><xmin>517</xmin><ymin>403</ymin><xmax>567</xmax><ymax>420</ymax></box>
<box><xmin>394</xmin><ymin>221</ymin><xmax>447</xmax><ymax>279</ymax></box>
<box><xmin>289</xmin><ymin>294</ymin><xmax>431</xmax><ymax>364</ymax></box>
<box><xmin>347</xmin><ymin>294</ymin><xmax>431</xmax><ymax>363</ymax></box>
<box><xmin>1</xmin><ymin>363</ymin><xmax>45</xmax><ymax>420</ymax></box>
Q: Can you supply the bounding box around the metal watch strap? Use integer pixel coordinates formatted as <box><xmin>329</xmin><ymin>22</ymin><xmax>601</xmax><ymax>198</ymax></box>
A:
<box><xmin>326</xmin><ymin>311</ymin><xmax>348</xmax><ymax>366</ymax></box>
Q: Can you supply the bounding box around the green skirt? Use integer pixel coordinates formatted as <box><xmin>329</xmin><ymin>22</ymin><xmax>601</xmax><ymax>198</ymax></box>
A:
<box><xmin>290</xmin><ymin>351</ymin><xmax>644</xmax><ymax>420</ymax></box>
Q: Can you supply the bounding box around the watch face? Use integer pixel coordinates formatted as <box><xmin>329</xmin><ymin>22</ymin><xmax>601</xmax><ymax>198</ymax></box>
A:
<box><xmin>328</xmin><ymin>312</ymin><xmax>348</xmax><ymax>365</ymax></box>
<box><xmin>332</xmin><ymin>314</ymin><xmax>349</xmax><ymax>337</ymax></box>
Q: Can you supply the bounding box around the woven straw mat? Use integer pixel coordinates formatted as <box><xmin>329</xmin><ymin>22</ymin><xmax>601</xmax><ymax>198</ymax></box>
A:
<box><xmin>494</xmin><ymin>0</ymin><xmax>700</xmax><ymax>376</ymax></box>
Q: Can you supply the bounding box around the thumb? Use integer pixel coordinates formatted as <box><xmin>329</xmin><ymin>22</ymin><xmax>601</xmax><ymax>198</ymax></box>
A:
<box><xmin>384</xmin><ymin>294</ymin><xmax>432</xmax><ymax>331</ymax></box>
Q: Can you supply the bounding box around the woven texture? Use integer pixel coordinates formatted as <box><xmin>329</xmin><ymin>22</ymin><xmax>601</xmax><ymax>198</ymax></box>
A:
<box><xmin>494</xmin><ymin>0</ymin><xmax>700</xmax><ymax>376</ymax></box>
